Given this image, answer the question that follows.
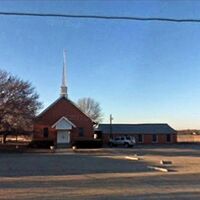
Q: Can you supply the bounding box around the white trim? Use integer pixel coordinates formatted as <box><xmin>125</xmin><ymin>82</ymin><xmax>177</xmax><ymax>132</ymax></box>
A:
<box><xmin>36</xmin><ymin>96</ymin><xmax>94</xmax><ymax>123</ymax></box>
<box><xmin>37</xmin><ymin>97</ymin><xmax>63</xmax><ymax>118</ymax></box>
<box><xmin>52</xmin><ymin>116</ymin><xmax>76</xmax><ymax>129</ymax></box>
<box><xmin>57</xmin><ymin>130</ymin><xmax>70</xmax><ymax>144</ymax></box>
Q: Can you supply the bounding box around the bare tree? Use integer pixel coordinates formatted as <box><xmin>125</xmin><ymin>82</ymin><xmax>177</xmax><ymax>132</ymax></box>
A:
<box><xmin>77</xmin><ymin>97</ymin><xmax>103</xmax><ymax>124</ymax></box>
<box><xmin>0</xmin><ymin>70</ymin><xmax>42</xmax><ymax>143</ymax></box>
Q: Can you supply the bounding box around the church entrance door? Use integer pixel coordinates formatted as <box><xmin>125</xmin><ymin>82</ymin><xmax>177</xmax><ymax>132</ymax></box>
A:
<box><xmin>57</xmin><ymin>130</ymin><xmax>70</xmax><ymax>144</ymax></box>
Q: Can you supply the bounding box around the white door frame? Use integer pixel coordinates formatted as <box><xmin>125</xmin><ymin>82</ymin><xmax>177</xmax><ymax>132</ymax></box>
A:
<box><xmin>52</xmin><ymin>116</ymin><xmax>76</xmax><ymax>145</ymax></box>
<box><xmin>57</xmin><ymin>130</ymin><xmax>71</xmax><ymax>144</ymax></box>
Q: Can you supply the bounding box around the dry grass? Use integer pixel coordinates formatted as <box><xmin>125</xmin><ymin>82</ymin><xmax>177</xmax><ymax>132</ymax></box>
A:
<box><xmin>0</xmin><ymin>135</ymin><xmax>32</xmax><ymax>143</ymax></box>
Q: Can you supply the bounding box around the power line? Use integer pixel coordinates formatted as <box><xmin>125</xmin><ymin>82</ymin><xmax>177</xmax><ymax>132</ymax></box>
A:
<box><xmin>0</xmin><ymin>11</ymin><xmax>200</xmax><ymax>23</ymax></box>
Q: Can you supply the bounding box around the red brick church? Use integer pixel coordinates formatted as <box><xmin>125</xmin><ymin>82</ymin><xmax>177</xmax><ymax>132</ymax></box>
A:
<box><xmin>33</xmin><ymin>52</ymin><xmax>94</xmax><ymax>147</ymax></box>
<box><xmin>33</xmin><ymin>52</ymin><xmax>177</xmax><ymax>147</ymax></box>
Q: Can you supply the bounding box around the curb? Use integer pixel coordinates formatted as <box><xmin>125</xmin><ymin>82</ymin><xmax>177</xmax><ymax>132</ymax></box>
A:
<box><xmin>125</xmin><ymin>156</ymin><xmax>140</xmax><ymax>161</ymax></box>
<box><xmin>148</xmin><ymin>166</ymin><xmax>168</xmax><ymax>172</ymax></box>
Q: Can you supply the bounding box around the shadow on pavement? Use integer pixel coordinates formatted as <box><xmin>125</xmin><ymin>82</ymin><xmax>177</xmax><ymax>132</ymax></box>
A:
<box><xmin>0</xmin><ymin>153</ymin><xmax>150</xmax><ymax>177</ymax></box>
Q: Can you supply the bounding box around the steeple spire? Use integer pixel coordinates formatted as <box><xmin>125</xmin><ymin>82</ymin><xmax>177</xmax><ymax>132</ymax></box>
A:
<box><xmin>60</xmin><ymin>50</ymin><xmax>68</xmax><ymax>98</ymax></box>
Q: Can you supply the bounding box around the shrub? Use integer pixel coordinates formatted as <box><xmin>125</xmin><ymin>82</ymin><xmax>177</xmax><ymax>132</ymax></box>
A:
<box><xmin>72</xmin><ymin>139</ymin><xmax>103</xmax><ymax>148</ymax></box>
<box><xmin>28</xmin><ymin>140</ymin><xmax>54</xmax><ymax>149</ymax></box>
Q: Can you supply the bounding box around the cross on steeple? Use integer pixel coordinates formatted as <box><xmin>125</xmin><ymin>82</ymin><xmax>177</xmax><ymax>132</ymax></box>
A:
<box><xmin>60</xmin><ymin>50</ymin><xmax>68</xmax><ymax>98</ymax></box>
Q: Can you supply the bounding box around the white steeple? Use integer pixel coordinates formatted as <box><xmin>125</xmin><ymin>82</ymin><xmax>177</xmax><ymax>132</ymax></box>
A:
<box><xmin>60</xmin><ymin>50</ymin><xmax>68</xmax><ymax>98</ymax></box>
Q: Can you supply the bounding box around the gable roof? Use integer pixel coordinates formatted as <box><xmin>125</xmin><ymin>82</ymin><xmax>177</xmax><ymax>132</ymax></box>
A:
<box><xmin>52</xmin><ymin>116</ymin><xmax>76</xmax><ymax>129</ymax></box>
<box><xmin>97</xmin><ymin>123</ymin><xmax>176</xmax><ymax>135</ymax></box>
<box><xmin>36</xmin><ymin>96</ymin><xmax>93</xmax><ymax>122</ymax></box>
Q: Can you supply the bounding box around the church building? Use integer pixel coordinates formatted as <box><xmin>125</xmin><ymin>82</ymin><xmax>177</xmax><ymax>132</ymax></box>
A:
<box><xmin>33</xmin><ymin>52</ymin><xmax>94</xmax><ymax>147</ymax></box>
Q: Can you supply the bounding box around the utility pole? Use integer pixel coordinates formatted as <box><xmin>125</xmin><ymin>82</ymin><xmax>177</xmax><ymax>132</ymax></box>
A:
<box><xmin>109</xmin><ymin>114</ymin><xmax>113</xmax><ymax>139</ymax></box>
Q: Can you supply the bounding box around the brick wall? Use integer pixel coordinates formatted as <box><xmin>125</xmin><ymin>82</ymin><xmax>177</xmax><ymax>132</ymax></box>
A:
<box><xmin>102</xmin><ymin>133</ymin><xmax>177</xmax><ymax>145</ymax></box>
<box><xmin>33</xmin><ymin>97</ymin><xmax>94</xmax><ymax>143</ymax></box>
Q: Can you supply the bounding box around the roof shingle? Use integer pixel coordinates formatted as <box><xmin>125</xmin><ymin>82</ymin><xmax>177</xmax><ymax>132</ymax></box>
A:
<box><xmin>97</xmin><ymin>123</ymin><xmax>176</xmax><ymax>135</ymax></box>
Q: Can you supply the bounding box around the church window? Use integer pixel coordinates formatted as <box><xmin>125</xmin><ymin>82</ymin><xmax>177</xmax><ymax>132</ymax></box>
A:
<box><xmin>79</xmin><ymin>128</ymin><xmax>84</xmax><ymax>137</ymax></box>
<box><xmin>43</xmin><ymin>127</ymin><xmax>49</xmax><ymax>138</ymax></box>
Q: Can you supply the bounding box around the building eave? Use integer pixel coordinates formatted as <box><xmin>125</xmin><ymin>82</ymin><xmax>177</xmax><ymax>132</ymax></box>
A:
<box><xmin>52</xmin><ymin>116</ymin><xmax>76</xmax><ymax>128</ymax></box>
<box><xmin>36</xmin><ymin>96</ymin><xmax>94</xmax><ymax>123</ymax></box>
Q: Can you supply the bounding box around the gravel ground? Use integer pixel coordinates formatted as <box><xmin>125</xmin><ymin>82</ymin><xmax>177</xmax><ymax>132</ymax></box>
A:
<box><xmin>0</xmin><ymin>144</ymin><xmax>200</xmax><ymax>200</ymax></box>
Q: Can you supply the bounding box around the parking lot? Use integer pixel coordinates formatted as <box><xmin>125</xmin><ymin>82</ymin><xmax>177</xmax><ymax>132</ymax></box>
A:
<box><xmin>0</xmin><ymin>144</ymin><xmax>200</xmax><ymax>199</ymax></box>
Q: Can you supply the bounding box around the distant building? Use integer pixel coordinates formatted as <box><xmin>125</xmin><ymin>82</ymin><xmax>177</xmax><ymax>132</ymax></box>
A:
<box><xmin>98</xmin><ymin>123</ymin><xmax>177</xmax><ymax>144</ymax></box>
<box><xmin>33</xmin><ymin>51</ymin><xmax>94</xmax><ymax>147</ymax></box>
<box><xmin>177</xmin><ymin>130</ymin><xmax>200</xmax><ymax>143</ymax></box>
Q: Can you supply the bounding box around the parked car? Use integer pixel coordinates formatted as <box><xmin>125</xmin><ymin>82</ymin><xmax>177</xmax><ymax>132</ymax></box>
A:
<box><xmin>108</xmin><ymin>136</ymin><xmax>136</xmax><ymax>147</ymax></box>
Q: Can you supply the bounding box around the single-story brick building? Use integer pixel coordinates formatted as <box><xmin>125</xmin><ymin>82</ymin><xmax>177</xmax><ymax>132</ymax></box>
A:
<box><xmin>97</xmin><ymin>123</ymin><xmax>177</xmax><ymax>144</ymax></box>
<box><xmin>33</xmin><ymin>52</ymin><xmax>94</xmax><ymax>147</ymax></box>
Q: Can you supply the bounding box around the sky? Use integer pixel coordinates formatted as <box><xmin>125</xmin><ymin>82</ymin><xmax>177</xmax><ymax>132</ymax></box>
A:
<box><xmin>0</xmin><ymin>0</ymin><xmax>200</xmax><ymax>129</ymax></box>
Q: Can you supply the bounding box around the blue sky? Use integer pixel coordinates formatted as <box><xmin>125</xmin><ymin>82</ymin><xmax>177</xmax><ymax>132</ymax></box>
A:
<box><xmin>0</xmin><ymin>0</ymin><xmax>200</xmax><ymax>129</ymax></box>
